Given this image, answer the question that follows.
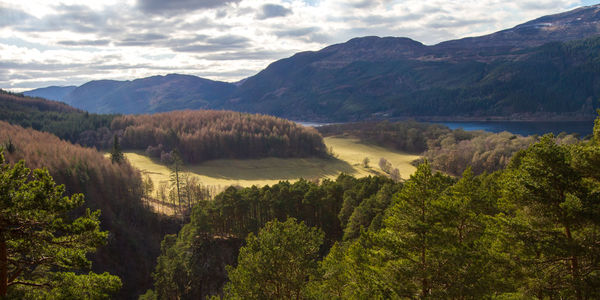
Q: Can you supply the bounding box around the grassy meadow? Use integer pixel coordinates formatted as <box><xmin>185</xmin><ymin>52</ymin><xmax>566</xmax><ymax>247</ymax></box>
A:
<box><xmin>122</xmin><ymin>136</ymin><xmax>420</xmax><ymax>202</ymax></box>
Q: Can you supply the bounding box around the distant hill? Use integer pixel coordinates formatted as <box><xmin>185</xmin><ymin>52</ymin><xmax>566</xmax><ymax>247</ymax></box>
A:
<box><xmin>64</xmin><ymin>74</ymin><xmax>236</xmax><ymax>114</ymax></box>
<box><xmin>227</xmin><ymin>4</ymin><xmax>600</xmax><ymax>121</ymax></box>
<box><xmin>26</xmin><ymin>4</ymin><xmax>600</xmax><ymax>121</ymax></box>
<box><xmin>23</xmin><ymin>85</ymin><xmax>76</xmax><ymax>102</ymax></box>
<box><xmin>0</xmin><ymin>89</ymin><xmax>115</xmax><ymax>147</ymax></box>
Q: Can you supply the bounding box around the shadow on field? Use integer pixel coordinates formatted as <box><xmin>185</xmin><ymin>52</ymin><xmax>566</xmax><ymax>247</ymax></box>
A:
<box><xmin>184</xmin><ymin>157</ymin><xmax>355</xmax><ymax>180</ymax></box>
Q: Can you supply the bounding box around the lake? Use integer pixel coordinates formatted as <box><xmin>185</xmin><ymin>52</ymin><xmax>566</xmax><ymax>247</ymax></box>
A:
<box><xmin>297</xmin><ymin>120</ymin><xmax>595</xmax><ymax>137</ymax></box>
<box><xmin>432</xmin><ymin>121</ymin><xmax>594</xmax><ymax>137</ymax></box>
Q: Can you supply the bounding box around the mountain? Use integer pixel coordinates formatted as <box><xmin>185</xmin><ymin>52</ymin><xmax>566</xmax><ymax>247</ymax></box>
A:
<box><xmin>63</xmin><ymin>74</ymin><xmax>236</xmax><ymax>114</ymax></box>
<box><xmin>26</xmin><ymin>4</ymin><xmax>600</xmax><ymax>121</ymax></box>
<box><xmin>226</xmin><ymin>4</ymin><xmax>600</xmax><ymax>121</ymax></box>
<box><xmin>23</xmin><ymin>85</ymin><xmax>76</xmax><ymax>102</ymax></box>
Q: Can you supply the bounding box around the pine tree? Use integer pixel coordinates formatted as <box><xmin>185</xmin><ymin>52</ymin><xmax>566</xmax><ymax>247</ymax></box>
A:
<box><xmin>224</xmin><ymin>218</ymin><xmax>324</xmax><ymax>299</ymax></box>
<box><xmin>110</xmin><ymin>135</ymin><xmax>124</xmax><ymax>164</ymax></box>
<box><xmin>0</xmin><ymin>151</ymin><xmax>121</xmax><ymax>298</ymax></box>
<box><xmin>500</xmin><ymin>134</ymin><xmax>600</xmax><ymax>299</ymax></box>
<box><xmin>169</xmin><ymin>150</ymin><xmax>185</xmax><ymax>218</ymax></box>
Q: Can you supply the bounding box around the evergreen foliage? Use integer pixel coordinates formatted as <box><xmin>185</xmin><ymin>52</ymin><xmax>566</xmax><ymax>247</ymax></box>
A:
<box><xmin>0</xmin><ymin>151</ymin><xmax>121</xmax><ymax>299</ymax></box>
<box><xmin>0</xmin><ymin>89</ymin><xmax>116</xmax><ymax>148</ymax></box>
<box><xmin>224</xmin><ymin>218</ymin><xmax>324</xmax><ymax>299</ymax></box>
<box><xmin>110</xmin><ymin>135</ymin><xmax>124</xmax><ymax>164</ymax></box>
<box><xmin>0</xmin><ymin>121</ymin><xmax>178</xmax><ymax>299</ymax></box>
<box><xmin>147</xmin><ymin>116</ymin><xmax>600</xmax><ymax>299</ymax></box>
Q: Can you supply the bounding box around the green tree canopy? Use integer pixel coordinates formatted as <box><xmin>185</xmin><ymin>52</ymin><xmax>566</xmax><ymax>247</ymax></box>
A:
<box><xmin>110</xmin><ymin>134</ymin><xmax>124</xmax><ymax>164</ymax></box>
<box><xmin>500</xmin><ymin>134</ymin><xmax>600</xmax><ymax>299</ymax></box>
<box><xmin>224</xmin><ymin>218</ymin><xmax>324</xmax><ymax>299</ymax></box>
<box><xmin>0</xmin><ymin>151</ymin><xmax>121</xmax><ymax>299</ymax></box>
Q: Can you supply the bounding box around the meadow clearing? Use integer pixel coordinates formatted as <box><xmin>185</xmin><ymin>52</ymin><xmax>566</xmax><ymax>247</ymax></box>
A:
<box><xmin>124</xmin><ymin>136</ymin><xmax>420</xmax><ymax>199</ymax></box>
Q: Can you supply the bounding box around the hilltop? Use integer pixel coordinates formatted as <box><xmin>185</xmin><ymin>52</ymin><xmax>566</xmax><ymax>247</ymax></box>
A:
<box><xmin>26</xmin><ymin>5</ymin><xmax>600</xmax><ymax>121</ymax></box>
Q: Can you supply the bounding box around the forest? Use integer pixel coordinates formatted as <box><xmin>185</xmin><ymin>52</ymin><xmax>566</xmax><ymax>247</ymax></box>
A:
<box><xmin>319</xmin><ymin>120</ymin><xmax>580</xmax><ymax>176</ymax></box>
<box><xmin>0</xmin><ymin>121</ymin><xmax>179</xmax><ymax>298</ymax></box>
<box><xmin>141</xmin><ymin>115</ymin><xmax>600</xmax><ymax>299</ymax></box>
<box><xmin>0</xmin><ymin>91</ymin><xmax>329</xmax><ymax>164</ymax></box>
<box><xmin>0</xmin><ymin>90</ymin><xmax>116</xmax><ymax>148</ymax></box>
<box><xmin>111</xmin><ymin>110</ymin><xmax>328</xmax><ymax>163</ymax></box>
<box><xmin>1</xmin><ymin>88</ymin><xmax>598</xmax><ymax>299</ymax></box>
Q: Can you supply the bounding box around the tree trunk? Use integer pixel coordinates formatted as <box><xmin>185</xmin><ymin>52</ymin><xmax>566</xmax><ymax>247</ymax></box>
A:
<box><xmin>0</xmin><ymin>238</ymin><xmax>7</xmax><ymax>297</ymax></box>
<box><xmin>564</xmin><ymin>224</ymin><xmax>582</xmax><ymax>300</ymax></box>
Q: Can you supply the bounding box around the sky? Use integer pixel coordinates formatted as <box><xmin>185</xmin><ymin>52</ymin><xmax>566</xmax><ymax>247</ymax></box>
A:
<box><xmin>0</xmin><ymin>0</ymin><xmax>598</xmax><ymax>91</ymax></box>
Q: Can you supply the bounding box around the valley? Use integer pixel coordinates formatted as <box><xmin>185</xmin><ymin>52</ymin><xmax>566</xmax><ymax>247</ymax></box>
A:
<box><xmin>2</xmin><ymin>2</ymin><xmax>600</xmax><ymax>299</ymax></box>
<box><xmin>123</xmin><ymin>136</ymin><xmax>419</xmax><ymax>214</ymax></box>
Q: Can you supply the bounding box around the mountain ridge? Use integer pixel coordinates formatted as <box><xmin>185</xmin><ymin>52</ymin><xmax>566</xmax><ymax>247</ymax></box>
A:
<box><xmin>24</xmin><ymin>4</ymin><xmax>600</xmax><ymax>121</ymax></box>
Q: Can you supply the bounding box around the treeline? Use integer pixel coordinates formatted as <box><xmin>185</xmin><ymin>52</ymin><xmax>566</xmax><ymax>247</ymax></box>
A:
<box><xmin>111</xmin><ymin>110</ymin><xmax>328</xmax><ymax>163</ymax></box>
<box><xmin>0</xmin><ymin>91</ymin><xmax>329</xmax><ymax>164</ymax></box>
<box><xmin>0</xmin><ymin>121</ymin><xmax>179</xmax><ymax>299</ymax></box>
<box><xmin>317</xmin><ymin>120</ymin><xmax>451</xmax><ymax>153</ymax></box>
<box><xmin>319</xmin><ymin>120</ymin><xmax>579</xmax><ymax>176</ymax></box>
<box><xmin>423</xmin><ymin>130</ymin><xmax>580</xmax><ymax>176</ymax></box>
<box><xmin>143</xmin><ymin>175</ymin><xmax>398</xmax><ymax>299</ymax></box>
<box><xmin>0</xmin><ymin>89</ymin><xmax>116</xmax><ymax>148</ymax></box>
<box><xmin>146</xmin><ymin>115</ymin><xmax>600</xmax><ymax>299</ymax></box>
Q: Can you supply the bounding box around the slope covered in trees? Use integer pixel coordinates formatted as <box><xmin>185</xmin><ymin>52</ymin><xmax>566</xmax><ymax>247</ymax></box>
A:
<box><xmin>112</xmin><ymin>110</ymin><xmax>328</xmax><ymax>163</ymax></box>
<box><xmin>0</xmin><ymin>91</ymin><xmax>328</xmax><ymax>164</ymax></box>
<box><xmin>145</xmin><ymin>115</ymin><xmax>600</xmax><ymax>299</ymax></box>
<box><xmin>0</xmin><ymin>121</ymin><xmax>178</xmax><ymax>299</ymax></box>
<box><xmin>318</xmin><ymin>121</ymin><xmax>451</xmax><ymax>153</ymax></box>
<box><xmin>0</xmin><ymin>89</ymin><xmax>116</xmax><ymax>148</ymax></box>
<box><xmin>319</xmin><ymin>120</ymin><xmax>580</xmax><ymax>176</ymax></box>
<box><xmin>26</xmin><ymin>6</ymin><xmax>600</xmax><ymax>121</ymax></box>
<box><xmin>0</xmin><ymin>151</ymin><xmax>121</xmax><ymax>299</ymax></box>
<box><xmin>143</xmin><ymin>174</ymin><xmax>397</xmax><ymax>298</ymax></box>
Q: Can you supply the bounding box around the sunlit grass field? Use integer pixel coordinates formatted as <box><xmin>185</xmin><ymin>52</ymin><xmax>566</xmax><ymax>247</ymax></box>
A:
<box><xmin>123</xmin><ymin>136</ymin><xmax>420</xmax><ymax>194</ymax></box>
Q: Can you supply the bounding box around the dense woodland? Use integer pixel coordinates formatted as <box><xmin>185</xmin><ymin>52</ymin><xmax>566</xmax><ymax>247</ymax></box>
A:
<box><xmin>0</xmin><ymin>90</ymin><xmax>116</xmax><ymax>148</ymax></box>
<box><xmin>2</xmin><ymin>89</ymin><xmax>599</xmax><ymax>299</ymax></box>
<box><xmin>143</xmin><ymin>115</ymin><xmax>600</xmax><ymax>299</ymax></box>
<box><xmin>319</xmin><ymin>121</ymin><xmax>580</xmax><ymax>176</ymax></box>
<box><xmin>317</xmin><ymin>121</ymin><xmax>451</xmax><ymax>153</ymax></box>
<box><xmin>0</xmin><ymin>91</ymin><xmax>329</xmax><ymax>163</ymax></box>
<box><xmin>227</xmin><ymin>34</ymin><xmax>600</xmax><ymax>121</ymax></box>
<box><xmin>111</xmin><ymin>110</ymin><xmax>328</xmax><ymax>163</ymax></box>
<box><xmin>143</xmin><ymin>174</ymin><xmax>397</xmax><ymax>299</ymax></box>
<box><xmin>0</xmin><ymin>121</ymin><xmax>179</xmax><ymax>298</ymax></box>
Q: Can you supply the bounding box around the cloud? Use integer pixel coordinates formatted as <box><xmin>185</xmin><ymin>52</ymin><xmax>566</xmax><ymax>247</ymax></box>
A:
<box><xmin>16</xmin><ymin>4</ymin><xmax>110</xmax><ymax>33</ymax></box>
<box><xmin>0</xmin><ymin>7</ymin><xmax>32</xmax><ymax>28</ymax></box>
<box><xmin>427</xmin><ymin>15</ymin><xmax>493</xmax><ymax>29</ymax></box>
<box><xmin>273</xmin><ymin>27</ymin><xmax>333</xmax><ymax>43</ymax></box>
<box><xmin>137</xmin><ymin>0</ymin><xmax>241</xmax><ymax>15</ymax></box>
<box><xmin>115</xmin><ymin>33</ymin><xmax>168</xmax><ymax>46</ymax></box>
<box><xmin>256</xmin><ymin>4</ymin><xmax>292</xmax><ymax>19</ymax></box>
<box><xmin>58</xmin><ymin>39</ymin><xmax>111</xmax><ymax>46</ymax></box>
<box><xmin>199</xmin><ymin>49</ymin><xmax>292</xmax><ymax>60</ymax></box>
<box><xmin>0</xmin><ymin>0</ymin><xmax>592</xmax><ymax>91</ymax></box>
<box><xmin>172</xmin><ymin>35</ymin><xmax>251</xmax><ymax>52</ymax></box>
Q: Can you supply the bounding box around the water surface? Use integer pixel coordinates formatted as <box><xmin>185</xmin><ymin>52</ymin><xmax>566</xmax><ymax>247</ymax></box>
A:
<box><xmin>433</xmin><ymin>121</ymin><xmax>594</xmax><ymax>137</ymax></box>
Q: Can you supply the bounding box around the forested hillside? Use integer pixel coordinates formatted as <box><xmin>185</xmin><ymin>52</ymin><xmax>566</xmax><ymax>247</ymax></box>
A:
<box><xmin>0</xmin><ymin>91</ymin><xmax>328</xmax><ymax>164</ymax></box>
<box><xmin>0</xmin><ymin>121</ymin><xmax>179</xmax><ymax>299</ymax></box>
<box><xmin>25</xmin><ymin>5</ymin><xmax>600</xmax><ymax>121</ymax></box>
<box><xmin>228</xmin><ymin>35</ymin><xmax>600</xmax><ymax>121</ymax></box>
<box><xmin>0</xmin><ymin>90</ymin><xmax>116</xmax><ymax>148</ymax></box>
<box><xmin>112</xmin><ymin>110</ymin><xmax>328</xmax><ymax>163</ymax></box>
<box><xmin>319</xmin><ymin>120</ymin><xmax>580</xmax><ymax>176</ymax></box>
<box><xmin>144</xmin><ymin>115</ymin><xmax>600</xmax><ymax>299</ymax></box>
<box><xmin>142</xmin><ymin>174</ymin><xmax>397</xmax><ymax>298</ymax></box>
